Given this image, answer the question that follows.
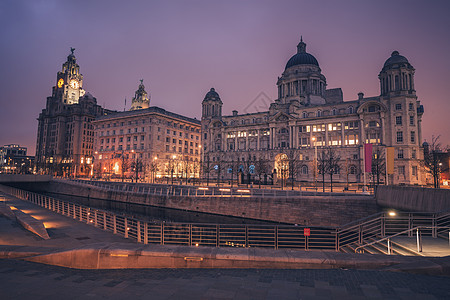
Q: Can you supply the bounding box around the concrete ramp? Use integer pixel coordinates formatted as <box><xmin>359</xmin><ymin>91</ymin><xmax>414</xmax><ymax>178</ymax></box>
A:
<box><xmin>12</xmin><ymin>208</ymin><xmax>50</xmax><ymax>240</ymax></box>
<box><xmin>23</xmin><ymin>243</ymin><xmax>448</xmax><ymax>274</ymax></box>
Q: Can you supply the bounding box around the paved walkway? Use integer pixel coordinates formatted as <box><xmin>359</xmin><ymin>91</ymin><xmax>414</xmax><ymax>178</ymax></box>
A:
<box><xmin>0</xmin><ymin>259</ymin><xmax>449</xmax><ymax>299</ymax></box>
<box><xmin>1</xmin><ymin>191</ymin><xmax>450</xmax><ymax>299</ymax></box>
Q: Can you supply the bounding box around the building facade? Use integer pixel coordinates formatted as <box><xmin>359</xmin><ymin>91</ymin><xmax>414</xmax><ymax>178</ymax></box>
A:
<box><xmin>35</xmin><ymin>49</ymin><xmax>107</xmax><ymax>177</ymax></box>
<box><xmin>201</xmin><ymin>39</ymin><xmax>424</xmax><ymax>186</ymax></box>
<box><xmin>93</xmin><ymin>81</ymin><xmax>201</xmax><ymax>181</ymax></box>
<box><xmin>0</xmin><ymin>144</ymin><xmax>34</xmax><ymax>174</ymax></box>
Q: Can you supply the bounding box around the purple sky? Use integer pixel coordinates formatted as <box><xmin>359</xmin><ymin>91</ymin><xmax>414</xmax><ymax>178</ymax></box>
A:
<box><xmin>1</xmin><ymin>0</ymin><xmax>450</xmax><ymax>155</ymax></box>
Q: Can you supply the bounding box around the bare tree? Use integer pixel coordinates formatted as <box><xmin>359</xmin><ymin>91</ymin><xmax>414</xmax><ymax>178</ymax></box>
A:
<box><xmin>325</xmin><ymin>147</ymin><xmax>341</xmax><ymax>193</ymax></box>
<box><xmin>276</xmin><ymin>154</ymin><xmax>289</xmax><ymax>189</ymax></box>
<box><xmin>130</xmin><ymin>157</ymin><xmax>144</xmax><ymax>183</ymax></box>
<box><xmin>202</xmin><ymin>152</ymin><xmax>213</xmax><ymax>186</ymax></box>
<box><xmin>317</xmin><ymin>149</ymin><xmax>327</xmax><ymax>192</ymax></box>
<box><xmin>424</xmin><ymin>135</ymin><xmax>447</xmax><ymax>188</ymax></box>
<box><xmin>287</xmin><ymin>149</ymin><xmax>302</xmax><ymax>190</ymax></box>
<box><xmin>148</xmin><ymin>157</ymin><xmax>159</xmax><ymax>183</ymax></box>
<box><xmin>371</xmin><ymin>147</ymin><xmax>386</xmax><ymax>186</ymax></box>
<box><xmin>254</xmin><ymin>156</ymin><xmax>269</xmax><ymax>188</ymax></box>
<box><xmin>241</xmin><ymin>153</ymin><xmax>255</xmax><ymax>187</ymax></box>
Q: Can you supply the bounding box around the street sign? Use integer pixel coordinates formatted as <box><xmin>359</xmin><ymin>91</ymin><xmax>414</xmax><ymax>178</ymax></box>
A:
<box><xmin>304</xmin><ymin>228</ymin><xmax>311</xmax><ymax>236</ymax></box>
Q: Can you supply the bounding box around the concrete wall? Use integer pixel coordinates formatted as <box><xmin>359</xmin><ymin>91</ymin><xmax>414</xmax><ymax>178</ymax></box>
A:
<box><xmin>45</xmin><ymin>181</ymin><xmax>378</xmax><ymax>227</ymax></box>
<box><xmin>0</xmin><ymin>174</ymin><xmax>52</xmax><ymax>183</ymax></box>
<box><xmin>375</xmin><ymin>185</ymin><xmax>450</xmax><ymax>212</ymax></box>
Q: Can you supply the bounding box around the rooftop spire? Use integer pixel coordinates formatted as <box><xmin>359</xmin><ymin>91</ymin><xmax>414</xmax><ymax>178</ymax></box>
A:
<box><xmin>297</xmin><ymin>37</ymin><xmax>306</xmax><ymax>53</ymax></box>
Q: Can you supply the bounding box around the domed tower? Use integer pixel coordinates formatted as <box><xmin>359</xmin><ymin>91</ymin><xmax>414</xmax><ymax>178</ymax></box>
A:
<box><xmin>201</xmin><ymin>88</ymin><xmax>222</xmax><ymax>119</ymax></box>
<box><xmin>130</xmin><ymin>79</ymin><xmax>150</xmax><ymax>111</ymax></box>
<box><xmin>379</xmin><ymin>51</ymin><xmax>415</xmax><ymax>97</ymax></box>
<box><xmin>277</xmin><ymin>38</ymin><xmax>326</xmax><ymax>106</ymax></box>
<box><xmin>53</xmin><ymin>47</ymin><xmax>85</xmax><ymax>105</ymax></box>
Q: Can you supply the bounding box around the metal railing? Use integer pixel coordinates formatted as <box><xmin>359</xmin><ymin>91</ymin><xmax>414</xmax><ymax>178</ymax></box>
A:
<box><xmin>0</xmin><ymin>184</ymin><xmax>336</xmax><ymax>250</ymax></box>
<box><xmin>65</xmin><ymin>179</ymin><xmax>370</xmax><ymax>199</ymax></box>
<box><xmin>1</xmin><ymin>184</ymin><xmax>448</xmax><ymax>253</ymax></box>
<box><xmin>354</xmin><ymin>226</ymin><xmax>450</xmax><ymax>254</ymax></box>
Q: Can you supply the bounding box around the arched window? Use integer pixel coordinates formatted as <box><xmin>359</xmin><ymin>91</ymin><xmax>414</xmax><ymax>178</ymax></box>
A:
<box><xmin>332</xmin><ymin>108</ymin><xmax>337</xmax><ymax>116</ymax></box>
<box><xmin>348</xmin><ymin>106</ymin><xmax>354</xmax><ymax>114</ymax></box>
<box><xmin>302</xmin><ymin>111</ymin><xmax>308</xmax><ymax>118</ymax></box>
<box><xmin>302</xmin><ymin>165</ymin><xmax>308</xmax><ymax>175</ymax></box>
<box><xmin>349</xmin><ymin>165</ymin><xmax>357</xmax><ymax>175</ymax></box>
<box><xmin>317</xmin><ymin>110</ymin><xmax>322</xmax><ymax>117</ymax></box>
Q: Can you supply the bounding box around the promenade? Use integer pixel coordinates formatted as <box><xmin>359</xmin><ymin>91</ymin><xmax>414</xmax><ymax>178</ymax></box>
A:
<box><xmin>0</xmin><ymin>191</ymin><xmax>449</xmax><ymax>299</ymax></box>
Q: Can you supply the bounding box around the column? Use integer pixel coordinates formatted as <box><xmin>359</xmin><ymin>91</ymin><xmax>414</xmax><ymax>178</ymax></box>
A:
<box><xmin>289</xmin><ymin>126</ymin><xmax>293</xmax><ymax>148</ymax></box>
<box><xmin>257</xmin><ymin>130</ymin><xmax>260</xmax><ymax>150</ymax></box>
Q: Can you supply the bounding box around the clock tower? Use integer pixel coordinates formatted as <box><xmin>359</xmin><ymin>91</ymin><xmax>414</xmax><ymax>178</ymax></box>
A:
<box><xmin>53</xmin><ymin>47</ymin><xmax>85</xmax><ymax>104</ymax></box>
<box><xmin>36</xmin><ymin>48</ymin><xmax>106</xmax><ymax>177</ymax></box>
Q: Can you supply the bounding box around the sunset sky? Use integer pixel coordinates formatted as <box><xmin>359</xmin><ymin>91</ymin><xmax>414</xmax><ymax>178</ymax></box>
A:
<box><xmin>1</xmin><ymin>0</ymin><xmax>450</xmax><ymax>155</ymax></box>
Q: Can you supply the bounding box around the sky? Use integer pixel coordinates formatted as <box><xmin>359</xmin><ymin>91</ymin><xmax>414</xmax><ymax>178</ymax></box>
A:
<box><xmin>1</xmin><ymin>0</ymin><xmax>450</xmax><ymax>155</ymax></box>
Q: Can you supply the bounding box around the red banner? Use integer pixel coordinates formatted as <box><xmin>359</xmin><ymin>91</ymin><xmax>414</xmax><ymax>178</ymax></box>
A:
<box><xmin>364</xmin><ymin>143</ymin><xmax>373</xmax><ymax>172</ymax></box>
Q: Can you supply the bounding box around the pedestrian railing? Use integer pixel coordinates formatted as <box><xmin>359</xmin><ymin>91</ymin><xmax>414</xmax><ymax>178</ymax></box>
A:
<box><xmin>0</xmin><ymin>184</ymin><xmax>335</xmax><ymax>250</ymax></box>
<box><xmin>354</xmin><ymin>226</ymin><xmax>450</xmax><ymax>254</ymax></box>
<box><xmin>65</xmin><ymin>179</ymin><xmax>370</xmax><ymax>199</ymax></box>
<box><xmin>1</xmin><ymin>184</ymin><xmax>448</xmax><ymax>253</ymax></box>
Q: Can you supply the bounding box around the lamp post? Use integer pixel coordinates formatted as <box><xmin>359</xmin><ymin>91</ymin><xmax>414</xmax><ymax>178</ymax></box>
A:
<box><xmin>198</xmin><ymin>145</ymin><xmax>202</xmax><ymax>185</ymax></box>
<box><xmin>171</xmin><ymin>155</ymin><xmax>177</xmax><ymax>185</ymax></box>
<box><xmin>312</xmin><ymin>136</ymin><xmax>317</xmax><ymax>190</ymax></box>
<box><xmin>152</xmin><ymin>156</ymin><xmax>158</xmax><ymax>183</ymax></box>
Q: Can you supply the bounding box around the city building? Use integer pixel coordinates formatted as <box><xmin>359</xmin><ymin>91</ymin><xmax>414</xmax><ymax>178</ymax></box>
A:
<box><xmin>35</xmin><ymin>49</ymin><xmax>109</xmax><ymax>177</ymax></box>
<box><xmin>0</xmin><ymin>144</ymin><xmax>34</xmax><ymax>174</ymax></box>
<box><xmin>201</xmin><ymin>38</ymin><xmax>425</xmax><ymax>186</ymax></box>
<box><xmin>92</xmin><ymin>81</ymin><xmax>201</xmax><ymax>181</ymax></box>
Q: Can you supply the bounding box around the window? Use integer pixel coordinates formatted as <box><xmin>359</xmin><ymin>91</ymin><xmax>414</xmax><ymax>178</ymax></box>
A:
<box><xmin>332</xmin><ymin>108</ymin><xmax>337</xmax><ymax>116</ymax></box>
<box><xmin>410</xmin><ymin>115</ymin><xmax>414</xmax><ymax>126</ymax></box>
<box><xmin>301</xmin><ymin>165</ymin><xmax>308</xmax><ymax>175</ymax></box>
<box><xmin>412</xmin><ymin>149</ymin><xmax>416</xmax><ymax>159</ymax></box>
<box><xmin>410</xmin><ymin>131</ymin><xmax>415</xmax><ymax>143</ymax></box>
<box><xmin>409</xmin><ymin>103</ymin><xmax>414</xmax><ymax>110</ymax></box>
<box><xmin>396</xmin><ymin>131</ymin><xmax>403</xmax><ymax>143</ymax></box>
<box><xmin>398</xmin><ymin>165</ymin><xmax>405</xmax><ymax>175</ymax></box>
<box><xmin>395</xmin><ymin>116</ymin><xmax>402</xmax><ymax>125</ymax></box>
<box><xmin>302</xmin><ymin>112</ymin><xmax>308</xmax><ymax>118</ymax></box>
<box><xmin>317</xmin><ymin>110</ymin><xmax>322</xmax><ymax>117</ymax></box>
<box><xmin>348</xmin><ymin>106</ymin><xmax>354</xmax><ymax>114</ymax></box>
<box><xmin>395</xmin><ymin>103</ymin><xmax>402</xmax><ymax>110</ymax></box>
<box><xmin>368</xmin><ymin>106</ymin><xmax>377</xmax><ymax>112</ymax></box>
<box><xmin>397</xmin><ymin>149</ymin><xmax>404</xmax><ymax>159</ymax></box>
<box><xmin>368</xmin><ymin>121</ymin><xmax>379</xmax><ymax>127</ymax></box>
<box><xmin>349</xmin><ymin>165</ymin><xmax>357</xmax><ymax>175</ymax></box>
<box><xmin>412</xmin><ymin>166</ymin><xmax>418</xmax><ymax>177</ymax></box>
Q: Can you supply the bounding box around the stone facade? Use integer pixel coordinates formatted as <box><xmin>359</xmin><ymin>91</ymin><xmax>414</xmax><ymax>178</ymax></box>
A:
<box><xmin>35</xmin><ymin>49</ymin><xmax>106</xmax><ymax>176</ymax></box>
<box><xmin>201</xmin><ymin>40</ymin><xmax>425</xmax><ymax>185</ymax></box>
<box><xmin>93</xmin><ymin>82</ymin><xmax>201</xmax><ymax>181</ymax></box>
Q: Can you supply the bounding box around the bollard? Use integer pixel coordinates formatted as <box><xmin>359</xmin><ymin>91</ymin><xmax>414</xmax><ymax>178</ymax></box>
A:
<box><xmin>416</xmin><ymin>228</ymin><xmax>422</xmax><ymax>252</ymax></box>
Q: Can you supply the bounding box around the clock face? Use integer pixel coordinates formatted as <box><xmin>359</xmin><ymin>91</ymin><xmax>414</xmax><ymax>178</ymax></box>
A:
<box><xmin>69</xmin><ymin>79</ymin><xmax>80</xmax><ymax>89</ymax></box>
<box><xmin>57</xmin><ymin>78</ymin><xmax>64</xmax><ymax>88</ymax></box>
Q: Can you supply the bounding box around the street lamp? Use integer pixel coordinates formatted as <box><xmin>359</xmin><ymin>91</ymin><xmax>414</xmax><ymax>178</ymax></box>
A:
<box><xmin>198</xmin><ymin>145</ymin><xmax>202</xmax><ymax>184</ymax></box>
<box><xmin>312</xmin><ymin>136</ymin><xmax>317</xmax><ymax>189</ymax></box>
<box><xmin>153</xmin><ymin>156</ymin><xmax>158</xmax><ymax>183</ymax></box>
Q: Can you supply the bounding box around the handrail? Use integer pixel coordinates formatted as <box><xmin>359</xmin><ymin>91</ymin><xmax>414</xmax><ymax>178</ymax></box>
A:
<box><xmin>354</xmin><ymin>226</ymin><xmax>450</xmax><ymax>253</ymax></box>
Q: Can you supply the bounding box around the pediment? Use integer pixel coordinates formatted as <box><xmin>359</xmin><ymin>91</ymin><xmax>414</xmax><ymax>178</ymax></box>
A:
<box><xmin>269</xmin><ymin>112</ymin><xmax>295</xmax><ymax>122</ymax></box>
